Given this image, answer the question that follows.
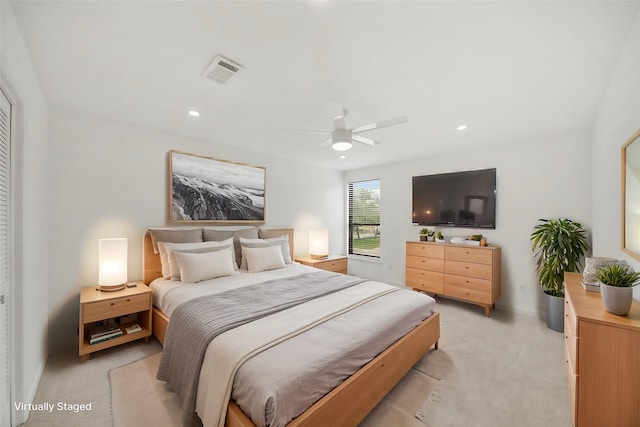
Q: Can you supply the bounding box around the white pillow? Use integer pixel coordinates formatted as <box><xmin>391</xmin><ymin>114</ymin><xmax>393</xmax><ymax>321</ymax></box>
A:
<box><xmin>174</xmin><ymin>247</ymin><xmax>236</xmax><ymax>283</ymax></box>
<box><xmin>158</xmin><ymin>238</ymin><xmax>234</xmax><ymax>280</ymax></box>
<box><xmin>238</xmin><ymin>235</ymin><xmax>291</xmax><ymax>269</ymax></box>
<box><xmin>243</xmin><ymin>245</ymin><xmax>286</xmax><ymax>273</ymax></box>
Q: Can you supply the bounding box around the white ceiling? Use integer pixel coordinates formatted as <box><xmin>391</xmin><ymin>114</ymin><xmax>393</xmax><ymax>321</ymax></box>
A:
<box><xmin>9</xmin><ymin>0</ymin><xmax>640</xmax><ymax>171</ymax></box>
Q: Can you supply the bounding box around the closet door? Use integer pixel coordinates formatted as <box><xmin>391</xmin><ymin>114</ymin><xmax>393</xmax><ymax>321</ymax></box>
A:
<box><xmin>0</xmin><ymin>88</ymin><xmax>12</xmax><ymax>427</ymax></box>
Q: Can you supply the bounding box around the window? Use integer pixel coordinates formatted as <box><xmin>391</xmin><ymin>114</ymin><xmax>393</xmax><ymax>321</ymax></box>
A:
<box><xmin>348</xmin><ymin>180</ymin><xmax>380</xmax><ymax>258</ymax></box>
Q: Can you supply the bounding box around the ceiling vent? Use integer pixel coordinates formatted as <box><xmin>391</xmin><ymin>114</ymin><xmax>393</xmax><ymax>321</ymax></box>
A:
<box><xmin>203</xmin><ymin>56</ymin><xmax>242</xmax><ymax>84</ymax></box>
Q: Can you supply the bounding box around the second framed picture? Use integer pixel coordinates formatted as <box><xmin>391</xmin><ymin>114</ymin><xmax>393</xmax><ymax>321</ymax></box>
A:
<box><xmin>169</xmin><ymin>150</ymin><xmax>266</xmax><ymax>223</ymax></box>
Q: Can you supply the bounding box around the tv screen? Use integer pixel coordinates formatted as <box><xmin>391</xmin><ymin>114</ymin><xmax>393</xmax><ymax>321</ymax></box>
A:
<box><xmin>412</xmin><ymin>168</ymin><xmax>496</xmax><ymax>228</ymax></box>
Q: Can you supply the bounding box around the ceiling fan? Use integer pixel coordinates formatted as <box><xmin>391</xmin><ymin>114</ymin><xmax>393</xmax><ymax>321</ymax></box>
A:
<box><xmin>283</xmin><ymin>107</ymin><xmax>408</xmax><ymax>151</ymax></box>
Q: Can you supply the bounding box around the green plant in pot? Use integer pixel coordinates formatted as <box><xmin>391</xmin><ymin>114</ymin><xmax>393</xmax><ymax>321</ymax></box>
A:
<box><xmin>531</xmin><ymin>218</ymin><xmax>588</xmax><ymax>331</ymax></box>
<box><xmin>596</xmin><ymin>264</ymin><xmax>640</xmax><ymax>315</ymax></box>
<box><xmin>419</xmin><ymin>228</ymin><xmax>429</xmax><ymax>241</ymax></box>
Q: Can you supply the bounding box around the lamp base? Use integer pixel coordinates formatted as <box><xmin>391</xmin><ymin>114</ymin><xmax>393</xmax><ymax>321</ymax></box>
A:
<box><xmin>310</xmin><ymin>254</ymin><xmax>329</xmax><ymax>260</ymax></box>
<box><xmin>98</xmin><ymin>284</ymin><xmax>126</xmax><ymax>292</ymax></box>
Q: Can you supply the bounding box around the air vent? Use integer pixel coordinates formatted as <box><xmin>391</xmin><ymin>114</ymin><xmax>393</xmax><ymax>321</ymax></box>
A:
<box><xmin>203</xmin><ymin>56</ymin><xmax>242</xmax><ymax>84</ymax></box>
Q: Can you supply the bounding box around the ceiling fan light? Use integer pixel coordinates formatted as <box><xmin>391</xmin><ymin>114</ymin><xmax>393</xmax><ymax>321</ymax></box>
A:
<box><xmin>332</xmin><ymin>141</ymin><xmax>352</xmax><ymax>151</ymax></box>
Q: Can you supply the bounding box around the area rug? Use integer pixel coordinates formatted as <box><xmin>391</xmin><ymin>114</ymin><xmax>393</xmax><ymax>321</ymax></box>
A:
<box><xmin>110</xmin><ymin>348</ymin><xmax>456</xmax><ymax>427</ymax></box>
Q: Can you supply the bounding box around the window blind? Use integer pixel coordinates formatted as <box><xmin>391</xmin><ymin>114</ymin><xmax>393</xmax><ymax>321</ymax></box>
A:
<box><xmin>348</xmin><ymin>180</ymin><xmax>381</xmax><ymax>257</ymax></box>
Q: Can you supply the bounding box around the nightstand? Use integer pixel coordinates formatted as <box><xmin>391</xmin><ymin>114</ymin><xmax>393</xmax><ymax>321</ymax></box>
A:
<box><xmin>79</xmin><ymin>282</ymin><xmax>152</xmax><ymax>362</ymax></box>
<box><xmin>295</xmin><ymin>255</ymin><xmax>348</xmax><ymax>274</ymax></box>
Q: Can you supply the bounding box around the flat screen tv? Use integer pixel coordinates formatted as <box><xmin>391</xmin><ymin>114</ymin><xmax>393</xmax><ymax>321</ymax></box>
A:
<box><xmin>412</xmin><ymin>168</ymin><xmax>496</xmax><ymax>228</ymax></box>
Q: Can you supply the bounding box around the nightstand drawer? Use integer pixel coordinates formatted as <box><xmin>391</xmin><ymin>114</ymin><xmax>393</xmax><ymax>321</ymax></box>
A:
<box><xmin>83</xmin><ymin>293</ymin><xmax>149</xmax><ymax>323</ymax></box>
<box><xmin>317</xmin><ymin>258</ymin><xmax>347</xmax><ymax>273</ymax></box>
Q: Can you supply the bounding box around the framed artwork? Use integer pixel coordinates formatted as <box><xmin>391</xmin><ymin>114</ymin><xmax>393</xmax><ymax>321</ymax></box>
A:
<box><xmin>169</xmin><ymin>150</ymin><xmax>266</xmax><ymax>223</ymax></box>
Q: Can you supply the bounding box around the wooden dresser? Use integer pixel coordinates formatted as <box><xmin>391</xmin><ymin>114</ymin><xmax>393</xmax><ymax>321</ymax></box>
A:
<box><xmin>564</xmin><ymin>272</ymin><xmax>640</xmax><ymax>427</ymax></box>
<box><xmin>405</xmin><ymin>241</ymin><xmax>501</xmax><ymax>316</ymax></box>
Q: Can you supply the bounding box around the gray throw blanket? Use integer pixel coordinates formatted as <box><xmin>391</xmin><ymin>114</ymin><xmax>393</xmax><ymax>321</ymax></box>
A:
<box><xmin>156</xmin><ymin>271</ymin><xmax>366</xmax><ymax>426</ymax></box>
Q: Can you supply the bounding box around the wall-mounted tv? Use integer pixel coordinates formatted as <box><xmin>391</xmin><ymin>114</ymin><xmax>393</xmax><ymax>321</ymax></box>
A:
<box><xmin>412</xmin><ymin>168</ymin><xmax>496</xmax><ymax>229</ymax></box>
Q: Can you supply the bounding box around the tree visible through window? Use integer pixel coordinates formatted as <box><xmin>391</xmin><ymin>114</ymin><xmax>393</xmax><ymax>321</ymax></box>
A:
<box><xmin>348</xmin><ymin>180</ymin><xmax>380</xmax><ymax>257</ymax></box>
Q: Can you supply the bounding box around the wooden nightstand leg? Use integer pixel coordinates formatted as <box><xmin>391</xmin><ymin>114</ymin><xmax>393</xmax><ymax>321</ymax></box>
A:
<box><xmin>484</xmin><ymin>306</ymin><xmax>491</xmax><ymax>317</ymax></box>
<box><xmin>80</xmin><ymin>354</ymin><xmax>89</xmax><ymax>362</ymax></box>
<box><xmin>144</xmin><ymin>336</ymin><xmax>150</xmax><ymax>343</ymax></box>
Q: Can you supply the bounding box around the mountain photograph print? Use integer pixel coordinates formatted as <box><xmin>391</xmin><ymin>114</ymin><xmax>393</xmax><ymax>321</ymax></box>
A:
<box><xmin>169</xmin><ymin>150</ymin><xmax>265</xmax><ymax>223</ymax></box>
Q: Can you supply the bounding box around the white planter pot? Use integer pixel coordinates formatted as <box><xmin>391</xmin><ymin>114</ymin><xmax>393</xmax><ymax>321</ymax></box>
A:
<box><xmin>600</xmin><ymin>283</ymin><xmax>634</xmax><ymax>315</ymax></box>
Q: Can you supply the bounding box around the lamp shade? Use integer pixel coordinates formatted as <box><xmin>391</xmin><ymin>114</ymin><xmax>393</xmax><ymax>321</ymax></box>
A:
<box><xmin>309</xmin><ymin>229</ymin><xmax>329</xmax><ymax>259</ymax></box>
<box><xmin>98</xmin><ymin>238</ymin><xmax>128</xmax><ymax>289</ymax></box>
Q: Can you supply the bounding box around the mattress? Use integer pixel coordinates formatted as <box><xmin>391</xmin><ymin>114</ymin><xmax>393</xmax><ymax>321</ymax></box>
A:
<box><xmin>151</xmin><ymin>265</ymin><xmax>437</xmax><ymax>427</ymax></box>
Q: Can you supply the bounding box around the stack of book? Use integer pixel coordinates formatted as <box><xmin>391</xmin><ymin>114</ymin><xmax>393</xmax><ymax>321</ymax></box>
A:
<box><xmin>88</xmin><ymin>326</ymin><xmax>123</xmax><ymax>345</ymax></box>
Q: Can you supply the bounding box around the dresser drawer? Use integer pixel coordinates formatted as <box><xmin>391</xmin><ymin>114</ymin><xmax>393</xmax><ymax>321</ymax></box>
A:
<box><xmin>565</xmin><ymin>298</ymin><xmax>577</xmax><ymax>338</ymax></box>
<box><xmin>444</xmin><ymin>274</ymin><xmax>492</xmax><ymax>304</ymax></box>
<box><xmin>407</xmin><ymin>255</ymin><xmax>444</xmax><ymax>272</ymax></box>
<box><xmin>445</xmin><ymin>246</ymin><xmax>492</xmax><ymax>265</ymax></box>
<box><xmin>83</xmin><ymin>293</ymin><xmax>150</xmax><ymax>323</ymax></box>
<box><xmin>564</xmin><ymin>345</ymin><xmax>577</xmax><ymax>427</ymax></box>
<box><xmin>406</xmin><ymin>243</ymin><xmax>444</xmax><ymax>259</ymax></box>
<box><xmin>564</xmin><ymin>320</ymin><xmax>577</xmax><ymax>371</ymax></box>
<box><xmin>406</xmin><ymin>268</ymin><xmax>444</xmax><ymax>293</ymax></box>
<box><xmin>445</xmin><ymin>259</ymin><xmax>492</xmax><ymax>280</ymax></box>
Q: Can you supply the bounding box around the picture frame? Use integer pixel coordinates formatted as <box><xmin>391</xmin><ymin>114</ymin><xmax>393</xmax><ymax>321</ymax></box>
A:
<box><xmin>169</xmin><ymin>150</ymin><xmax>266</xmax><ymax>223</ymax></box>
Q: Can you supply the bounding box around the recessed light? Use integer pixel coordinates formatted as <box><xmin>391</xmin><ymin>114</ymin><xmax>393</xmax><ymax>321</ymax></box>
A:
<box><xmin>457</xmin><ymin>125</ymin><xmax>467</xmax><ymax>131</ymax></box>
<box><xmin>339</xmin><ymin>155</ymin><xmax>346</xmax><ymax>159</ymax></box>
<box><xmin>188</xmin><ymin>110</ymin><xmax>200</xmax><ymax>117</ymax></box>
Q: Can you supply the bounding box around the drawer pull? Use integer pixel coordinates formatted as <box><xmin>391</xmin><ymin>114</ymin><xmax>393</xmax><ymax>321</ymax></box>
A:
<box><xmin>127</xmin><ymin>299</ymin><xmax>130</xmax><ymax>302</ymax></box>
<box><xmin>110</xmin><ymin>302</ymin><xmax>115</xmax><ymax>306</ymax></box>
<box><xmin>465</xmin><ymin>266</ymin><xmax>469</xmax><ymax>269</ymax></box>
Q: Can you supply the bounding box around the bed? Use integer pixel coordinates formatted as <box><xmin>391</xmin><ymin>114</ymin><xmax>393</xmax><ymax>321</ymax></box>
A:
<box><xmin>142</xmin><ymin>227</ymin><xmax>440</xmax><ymax>427</ymax></box>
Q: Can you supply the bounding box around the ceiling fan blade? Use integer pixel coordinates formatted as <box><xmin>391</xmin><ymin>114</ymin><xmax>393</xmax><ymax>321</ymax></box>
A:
<box><xmin>353</xmin><ymin>135</ymin><xmax>380</xmax><ymax>147</ymax></box>
<box><xmin>351</xmin><ymin>116</ymin><xmax>408</xmax><ymax>134</ymax></box>
<box><xmin>313</xmin><ymin>138</ymin><xmax>333</xmax><ymax>150</ymax></box>
<box><xmin>280</xmin><ymin>128</ymin><xmax>331</xmax><ymax>135</ymax></box>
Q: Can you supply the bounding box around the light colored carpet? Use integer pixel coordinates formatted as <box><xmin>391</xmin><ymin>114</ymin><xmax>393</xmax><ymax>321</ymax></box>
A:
<box><xmin>110</xmin><ymin>347</ymin><xmax>447</xmax><ymax>427</ymax></box>
<box><xmin>21</xmin><ymin>298</ymin><xmax>572</xmax><ymax>427</ymax></box>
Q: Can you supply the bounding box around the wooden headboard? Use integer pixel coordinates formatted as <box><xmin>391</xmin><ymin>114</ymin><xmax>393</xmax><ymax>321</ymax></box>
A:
<box><xmin>142</xmin><ymin>228</ymin><xmax>295</xmax><ymax>284</ymax></box>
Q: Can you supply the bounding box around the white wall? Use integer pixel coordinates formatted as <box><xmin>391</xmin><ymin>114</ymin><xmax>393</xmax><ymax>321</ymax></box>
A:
<box><xmin>0</xmin><ymin>2</ymin><xmax>49</xmax><ymax>424</ymax></box>
<box><xmin>592</xmin><ymin>9</ymin><xmax>640</xmax><ymax>300</ymax></box>
<box><xmin>47</xmin><ymin>108</ymin><xmax>345</xmax><ymax>353</ymax></box>
<box><xmin>345</xmin><ymin>132</ymin><xmax>592</xmax><ymax>316</ymax></box>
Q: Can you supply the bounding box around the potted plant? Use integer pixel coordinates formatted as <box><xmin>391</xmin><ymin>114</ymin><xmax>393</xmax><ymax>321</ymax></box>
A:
<box><xmin>419</xmin><ymin>228</ymin><xmax>429</xmax><ymax>241</ymax></box>
<box><xmin>531</xmin><ymin>218</ymin><xmax>588</xmax><ymax>332</ymax></box>
<box><xmin>596</xmin><ymin>264</ymin><xmax>640</xmax><ymax>315</ymax></box>
<box><xmin>435</xmin><ymin>231</ymin><xmax>445</xmax><ymax>243</ymax></box>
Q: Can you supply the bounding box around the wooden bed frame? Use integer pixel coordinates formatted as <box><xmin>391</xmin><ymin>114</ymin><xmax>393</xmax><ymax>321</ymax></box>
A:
<box><xmin>142</xmin><ymin>228</ymin><xmax>440</xmax><ymax>427</ymax></box>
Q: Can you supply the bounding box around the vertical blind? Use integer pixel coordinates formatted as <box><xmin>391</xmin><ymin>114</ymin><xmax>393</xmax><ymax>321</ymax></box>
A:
<box><xmin>0</xmin><ymin>89</ymin><xmax>10</xmax><ymax>427</ymax></box>
<box><xmin>348</xmin><ymin>179</ymin><xmax>381</xmax><ymax>257</ymax></box>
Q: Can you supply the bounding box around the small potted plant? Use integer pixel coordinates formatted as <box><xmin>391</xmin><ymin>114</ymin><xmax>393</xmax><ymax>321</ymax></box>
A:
<box><xmin>419</xmin><ymin>228</ymin><xmax>429</xmax><ymax>241</ymax></box>
<box><xmin>435</xmin><ymin>231</ymin><xmax>445</xmax><ymax>243</ymax></box>
<box><xmin>596</xmin><ymin>263</ymin><xmax>640</xmax><ymax>315</ymax></box>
